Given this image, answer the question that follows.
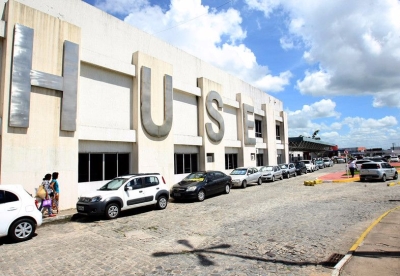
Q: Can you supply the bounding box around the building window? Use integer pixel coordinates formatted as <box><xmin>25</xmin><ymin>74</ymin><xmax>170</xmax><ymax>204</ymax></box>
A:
<box><xmin>255</xmin><ymin>119</ymin><xmax>262</xmax><ymax>138</ymax></box>
<box><xmin>256</xmin><ymin>154</ymin><xmax>263</xmax><ymax>166</ymax></box>
<box><xmin>225</xmin><ymin>154</ymin><xmax>237</xmax><ymax>170</ymax></box>
<box><xmin>174</xmin><ymin>154</ymin><xmax>198</xmax><ymax>174</ymax></box>
<box><xmin>276</xmin><ymin>125</ymin><xmax>281</xmax><ymax>140</ymax></box>
<box><xmin>78</xmin><ymin>153</ymin><xmax>130</xmax><ymax>182</ymax></box>
<box><xmin>207</xmin><ymin>153</ymin><xmax>214</xmax><ymax>163</ymax></box>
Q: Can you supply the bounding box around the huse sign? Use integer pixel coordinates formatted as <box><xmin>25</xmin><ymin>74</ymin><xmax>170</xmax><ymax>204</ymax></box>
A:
<box><xmin>10</xmin><ymin>23</ymin><xmax>256</xmax><ymax>145</ymax></box>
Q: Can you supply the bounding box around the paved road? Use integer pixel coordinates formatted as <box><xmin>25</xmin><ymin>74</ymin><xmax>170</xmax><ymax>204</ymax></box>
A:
<box><xmin>1</xmin><ymin>166</ymin><xmax>399</xmax><ymax>276</ymax></box>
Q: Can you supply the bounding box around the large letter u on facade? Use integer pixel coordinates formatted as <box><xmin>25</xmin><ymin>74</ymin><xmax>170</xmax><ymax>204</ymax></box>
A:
<box><xmin>140</xmin><ymin>66</ymin><xmax>173</xmax><ymax>138</ymax></box>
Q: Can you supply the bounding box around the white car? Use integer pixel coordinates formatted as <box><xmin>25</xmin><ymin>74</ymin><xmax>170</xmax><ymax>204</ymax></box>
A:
<box><xmin>0</xmin><ymin>185</ymin><xmax>43</xmax><ymax>242</ymax></box>
<box><xmin>390</xmin><ymin>156</ymin><xmax>399</xmax><ymax>162</ymax></box>
<box><xmin>230</xmin><ymin>167</ymin><xmax>262</xmax><ymax>188</ymax></box>
<box><xmin>302</xmin><ymin>160</ymin><xmax>316</xmax><ymax>172</ymax></box>
<box><xmin>76</xmin><ymin>173</ymin><xmax>169</xmax><ymax>219</ymax></box>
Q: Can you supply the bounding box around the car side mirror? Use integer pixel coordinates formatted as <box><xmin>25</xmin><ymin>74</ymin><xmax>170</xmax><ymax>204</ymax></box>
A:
<box><xmin>124</xmin><ymin>186</ymin><xmax>132</xmax><ymax>191</ymax></box>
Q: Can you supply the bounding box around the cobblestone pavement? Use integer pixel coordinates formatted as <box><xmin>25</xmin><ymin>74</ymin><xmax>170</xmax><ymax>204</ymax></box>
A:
<box><xmin>1</xmin><ymin>166</ymin><xmax>399</xmax><ymax>276</ymax></box>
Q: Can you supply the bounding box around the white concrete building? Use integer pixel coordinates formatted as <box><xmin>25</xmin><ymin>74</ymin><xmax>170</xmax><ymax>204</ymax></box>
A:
<box><xmin>0</xmin><ymin>0</ymin><xmax>289</xmax><ymax>210</ymax></box>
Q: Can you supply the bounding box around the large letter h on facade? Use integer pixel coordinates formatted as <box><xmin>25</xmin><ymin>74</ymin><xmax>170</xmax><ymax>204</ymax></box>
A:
<box><xmin>9</xmin><ymin>24</ymin><xmax>79</xmax><ymax>131</ymax></box>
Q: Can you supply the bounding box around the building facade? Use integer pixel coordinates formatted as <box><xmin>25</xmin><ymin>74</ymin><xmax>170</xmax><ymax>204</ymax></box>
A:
<box><xmin>0</xmin><ymin>0</ymin><xmax>288</xmax><ymax>210</ymax></box>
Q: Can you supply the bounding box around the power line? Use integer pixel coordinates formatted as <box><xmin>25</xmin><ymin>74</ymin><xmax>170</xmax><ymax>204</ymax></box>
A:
<box><xmin>152</xmin><ymin>0</ymin><xmax>234</xmax><ymax>35</ymax></box>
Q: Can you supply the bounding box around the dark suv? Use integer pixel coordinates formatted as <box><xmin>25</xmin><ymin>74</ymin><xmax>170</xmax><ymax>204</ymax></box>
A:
<box><xmin>294</xmin><ymin>161</ymin><xmax>307</xmax><ymax>175</ymax></box>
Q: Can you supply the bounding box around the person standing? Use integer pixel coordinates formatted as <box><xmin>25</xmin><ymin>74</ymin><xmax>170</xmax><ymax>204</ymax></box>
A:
<box><xmin>50</xmin><ymin>172</ymin><xmax>60</xmax><ymax>214</ymax></box>
<box><xmin>348</xmin><ymin>158</ymin><xmax>356</xmax><ymax>178</ymax></box>
<box><xmin>39</xmin><ymin>173</ymin><xmax>56</xmax><ymax>217</ymax></box>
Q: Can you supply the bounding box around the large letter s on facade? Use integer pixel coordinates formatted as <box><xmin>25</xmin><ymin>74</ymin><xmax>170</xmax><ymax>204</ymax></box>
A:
<box><xmin>205</xmin><ymin>91</ymin><xmax>225</xmax><ymax>142</ymax></box>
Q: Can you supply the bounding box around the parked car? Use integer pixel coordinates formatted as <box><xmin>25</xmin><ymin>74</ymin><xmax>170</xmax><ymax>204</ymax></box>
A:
<box><xmin>390</xmin><ymin>156</ymin><xmax>399</xmax><ymax>162</ymax></box>
<box><xmin>315</xmin><ymin>160</ymin><xmax>325</xmax><ymax>169</ymax></box>
<box><xmin>294</xmin><ymin>161</ymin><xmax>307</xmax><ymax>175</ymax></box>
<box><xmin>77</xmin><ymin>173</ymin><xmax>169</xmax><ymax>219</ymax></box>
<box><xmin>170</xmin><ymin>171</ymin><xmax>232</xmax><ymax>201</ymax></box>
<box><xmin>230</xmin><ymin>167</ymin><xmax>262</xmax><ymax>188</ymax></box>
<box><xmin>336</xmin><ymin>158</ymin><xmax>346</xmax><ymax>164</ymax></box>
<box><xmin>0</xmin><ymin>185</ymin><xmax>43</xmax><ymax>242</ymax></box>
<box><xmin>279</xmin><ymin>163</ymin><xmax>297</xmax><ymax>178</ymax></box>
<box><xmin>259</xmin><ymin>165</ymin><xmax>283</xmax><ymax>182</ymax></box>
<box><xmin>323</xmin><ymin>158</ymin><xmax>333</xmax><ymax>167</ymax></box>
<box><xmin>354</xmin><ymin>159</ymin><xmax>371</xmax><ymax>171</ymax></box>
<box><xmin>302</xmin><ymin>160</ymin><xmax>316</xmax><ymax>172</ymax></box>
<box><xmin>359</xmin><ymin>162</ymin><xmax>398</xmax><ymax>182</ymax></box>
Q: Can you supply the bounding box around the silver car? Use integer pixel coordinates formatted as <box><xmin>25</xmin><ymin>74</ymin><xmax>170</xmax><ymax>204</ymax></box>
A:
<box><xmin>279</xmin><ymin>163</ymin><xmax>297</xmax><ymax>178</ymax></box>
<box><xmin>230</xmin><ymin>167</ymin><xmax>262</xmax><ymax>188</ymax></box>
<box><xmin>259</xmin><ymin>165</ymin><xmax>283</xmax><ymax>182</ymax></box>
<box><xmin>360</xmin><ymin>162</ymin><xmax>398</xmax><ymax>182</ymax></box>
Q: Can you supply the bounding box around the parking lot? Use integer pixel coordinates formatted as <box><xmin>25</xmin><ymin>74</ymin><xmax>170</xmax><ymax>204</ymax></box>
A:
<box><xmin>1</xmin><ymin>165</ymin><xmax>400</xmax><ymax>276</ymax></box>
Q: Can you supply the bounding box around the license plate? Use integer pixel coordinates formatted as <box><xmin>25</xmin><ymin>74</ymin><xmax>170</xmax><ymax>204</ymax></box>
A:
<box><xmin>174</xmin><ymin>193</ymin><xmax>181</xmax><ymax>197</ymax></box>
<box><xmin>77</xmin><ymin>206</ymin><xmax>84</xmax><ymax>211</ymax></box>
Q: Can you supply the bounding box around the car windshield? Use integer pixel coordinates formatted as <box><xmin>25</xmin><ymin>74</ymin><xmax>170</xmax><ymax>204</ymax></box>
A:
<box><xmin>263</xmin><ymin>166</ymin><xmax>273</xmax><ymax>171</ymax></box>
<box><xmin>99</xmin><ymin>178</ymin><xmax>129</xmax><ymax>190</ymax></box>
<box><xmin>184</xmin><ymin>172</ymin><xmax>206</xmax><ymax>181</ymax></box>
<box><xmin>230</xmin><ymin>169</ymin><xmax>247</xmax><ymax>175</ymax></box>
<box><xmin>279</xmin><ymin>164</ymin><xmax>288</xmax><ymax>169</ymax></box>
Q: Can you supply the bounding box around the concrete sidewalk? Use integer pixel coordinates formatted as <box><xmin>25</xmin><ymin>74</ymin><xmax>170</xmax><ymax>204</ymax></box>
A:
<box><xmin>336</xmin><ymin>206</ymin><xmax>400</xmax><ymax>276</ymax></box>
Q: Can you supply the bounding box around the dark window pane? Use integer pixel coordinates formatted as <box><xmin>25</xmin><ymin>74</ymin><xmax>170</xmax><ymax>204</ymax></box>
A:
<box><xmin>191</xmin><ymin>154</ymin><xmax>198</xmax><ymax>172</ymax></box>
<box><xmin>255</xmin><ymin>120</ymin><xmax>262</xmax><ymax>138</ymax></box>
<box><xmin>105</xmin><ymin>154</ymin><xmax>117</xmax><ymax>180</ymax></box>
<box><xmin>184</xmin><ymin>154</ymin><xmax>191</xmax><ymax>173</ymax></box>
<box><xmin>118</xmin><ymin>154</ymin><xmax>130</xmax><ymax>176</ymax></box>
<box><xmin>78</xmin><ymin>153</ymin><xmax>89</xmax><ymax>182</ymax></box>
<box><xmin>3</xmin><ymin>191</ymin><xmax>19</xmax><ymax>203</ymax></box>
<box><xmin>176</xmin><ymin>154</ymin><xmax>183</xmax><ymax>174</ymax></box>
<box><xmin>257</xmin><ymin>154</ymin><xmax>263</xmax><ymax>166</ymax></box>
<box><xmin>90</xmin><ymin>154</ymin><xmax>103</xmax><ymax>181</ymax></box>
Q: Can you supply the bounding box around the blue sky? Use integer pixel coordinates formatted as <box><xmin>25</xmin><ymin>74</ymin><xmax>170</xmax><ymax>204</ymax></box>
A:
<box><xmin>83</xmin><ymin>0</ymin><xmax>400</xmax><ymax>150</ymax></box>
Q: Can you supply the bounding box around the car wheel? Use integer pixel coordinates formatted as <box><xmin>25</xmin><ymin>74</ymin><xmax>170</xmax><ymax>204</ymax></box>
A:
<box><xmin>287</xmin><ymin>173</ymin><xmax>290</xmax><ymax>179</ymax></box>
<box><xmin>9</xmin><ymin>218</ymin><xmax>36</xmax><ymax>242</ymax></box>
<box><xmin>394</xmin><ymin>172</ymin><xmax>398</xmax><ymax>180</ymax></box>
<box><xmin>360</xmin><ymin>176</ymin><xmax>365</xmax><ymax>182</ymax></box>
<box><xmin>241</xmin><ymin>180</ymin><xmax>247</xmax><ymax>189</ymax></box>
<box><xmin>271</xmin><ymin>176</ymin><xmax>275</xmax><ymax>182</ymax></box>
<box><xmin>105</xmin><ymin>203</ymin><xmax>120</xmax><ymax>219</ymax></box>
<box><xmin>382</xmin><ymin>174</ymin><xmax>387</xmax><ymax>182</ymax></box>
<box><xmin>156</xmin><ymin>195</ymin><xmax>168</xmax><ymax>210</ymax></box>
<box><xmin>257</xmin><ymin>178</ymin><xmax>262</xmax><ymax>185</ymax></box>
<box><xmin>224</xmin><ymin>184</ymin><xmax>231</xmax><ymax>194</ymax></box>
<box><xmin>197</xmin><ymin>189</ymin><xmax>206</xmax><ymax>201</ymax></box>
<box><xmin>280</xmin><ymin>174</ymin><xmax>283</xmax><ymax>180</ymax></box>
<box><xmin>294</xmin><ymin>172</ymin><xmax>297</xmax><ymax>177</ymax></box>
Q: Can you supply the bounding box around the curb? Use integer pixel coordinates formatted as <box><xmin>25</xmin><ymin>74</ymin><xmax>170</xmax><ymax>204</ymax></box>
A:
<box><xmin>42</xmin><ymin>209</ymin><xmax>77</xmax><ymax>224</ymax></box>
<box><xmin>331</xmin><ymin>206</ymin><xmax>400</xmax><ymax>276</ymax></box>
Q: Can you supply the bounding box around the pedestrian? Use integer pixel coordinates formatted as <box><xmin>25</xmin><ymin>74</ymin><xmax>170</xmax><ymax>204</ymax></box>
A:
<box><xmin>50</xmin><ymin>172</ymin><xmax>60</xmax><ymax>214</ymax></box>
<box><xmin>348</xmin><ymin>158</ymin><xmax>356</xmax><ymax>178</ymax></box>
<box><xmin>39</xmin><ymin>173</ymin><xmax>56</xmax><ymax>217</ymax></box>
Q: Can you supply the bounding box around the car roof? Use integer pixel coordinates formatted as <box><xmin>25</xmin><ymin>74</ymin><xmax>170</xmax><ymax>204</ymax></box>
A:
<box><xmin>0</xmin><ymin>184</ymin><xmax>25</xmax><ymax>191</ymax></box>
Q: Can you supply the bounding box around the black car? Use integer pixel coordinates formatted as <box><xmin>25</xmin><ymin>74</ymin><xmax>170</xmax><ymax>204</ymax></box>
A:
<box><xmin>294</xmin><ymin>161</ymin><xmax>307</xmax><ymax>175</ymax></box>
<box><xmin>170</xmin><ymin>171</ymin><xmax>232</xmax><ymax>202</ymax></box>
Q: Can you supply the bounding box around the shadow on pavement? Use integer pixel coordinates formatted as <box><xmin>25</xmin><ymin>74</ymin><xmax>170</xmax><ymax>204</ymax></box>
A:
<box><xmin>152</xmin><ymin>239</ymin><xmax>326</xmax><ymax>268</ymax></box>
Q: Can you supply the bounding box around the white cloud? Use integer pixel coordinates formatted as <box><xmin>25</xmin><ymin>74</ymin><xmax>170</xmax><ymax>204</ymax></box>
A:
<box><xmin>245</xmin><ymin>0</ymin><xmax>400</xmax><ymax>107</ymax></box>
<box><xmin>93</xmin><ymin>0</ymin><xmax>291</xmax><ymax>93</ymax></box>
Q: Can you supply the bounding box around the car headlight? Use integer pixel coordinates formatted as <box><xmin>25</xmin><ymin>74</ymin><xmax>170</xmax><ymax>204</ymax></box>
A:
<box><xmin>186</xmin><ymin>186</ymin><xmax>197</xmax><ymax>192</ymax></box>
<box><xmin>91</xmin><ymin>196</ymin><xmax>102</xmax><ymax>202</ymax></box>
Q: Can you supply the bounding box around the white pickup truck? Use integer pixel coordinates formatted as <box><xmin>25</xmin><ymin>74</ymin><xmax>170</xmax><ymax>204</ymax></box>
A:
<box><xmin>302</xmin><ymin>160</ymin><xmax>316</xmax><ymax>172</ymax></box>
